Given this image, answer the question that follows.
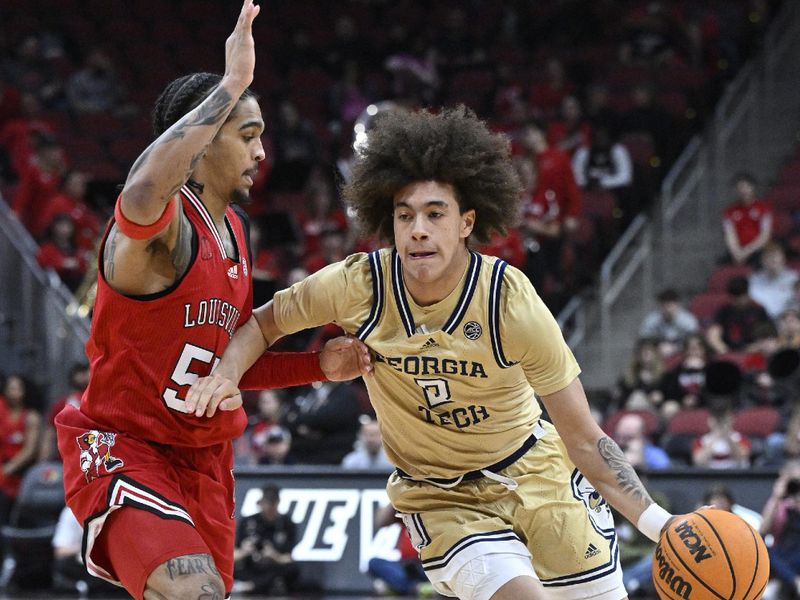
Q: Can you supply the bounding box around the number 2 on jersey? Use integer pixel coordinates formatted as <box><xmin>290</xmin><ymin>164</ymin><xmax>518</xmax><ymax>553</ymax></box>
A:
<box><xmin>163</xmin><ymin>343</ymin><xmax>220</xmax><ymax>412</ymax></box>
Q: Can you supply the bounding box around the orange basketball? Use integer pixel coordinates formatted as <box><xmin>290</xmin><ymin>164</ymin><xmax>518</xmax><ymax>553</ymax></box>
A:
<box><xmin>651</xmin><ymin>507</ymin><xmax>770</xmax><ymax>600</ymax></box>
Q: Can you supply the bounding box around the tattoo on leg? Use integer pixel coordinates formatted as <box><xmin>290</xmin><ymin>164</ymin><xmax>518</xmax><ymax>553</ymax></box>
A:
<box><xmin>197</xmin><ymin>583</ymin><xmax>223</xmax><ymax>600</ymax></box>
<box><xmin>164</xmin><ymin>554</ymin><xmax>220</xmax><ymax>581</ymax></box>
<box><xmin>597</xmin><ymin>436</ymin><xmax>653</xmax><ymax>505</ymax></box>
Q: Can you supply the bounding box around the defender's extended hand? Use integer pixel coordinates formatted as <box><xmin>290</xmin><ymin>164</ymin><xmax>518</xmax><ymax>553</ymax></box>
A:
<box><xmin>185</xmin><ymin>374</ymin><xmax>242</xmax><ymax>418</ymax></box>
<box><xmin>320</xmin><ymin>336</ymin><xmax>373</xmax><ymax>381</ymax></box>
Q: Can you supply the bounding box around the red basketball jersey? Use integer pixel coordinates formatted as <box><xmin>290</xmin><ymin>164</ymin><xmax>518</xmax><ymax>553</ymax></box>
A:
<box><xmin>80</xmin><ymin>185</ymin><xmax>251</xmax><ymax>447</ymax></box>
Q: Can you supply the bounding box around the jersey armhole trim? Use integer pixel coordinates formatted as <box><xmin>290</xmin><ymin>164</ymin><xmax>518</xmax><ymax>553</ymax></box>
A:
<box><xmin>356</xmin><ymin>251</ymin><xmax>384</xmax><ymax>341</ymax></box>
<box><xmin>488</xmin><ymin>259</ymin><xmax>516</xmax><ymax>368</ymax></box>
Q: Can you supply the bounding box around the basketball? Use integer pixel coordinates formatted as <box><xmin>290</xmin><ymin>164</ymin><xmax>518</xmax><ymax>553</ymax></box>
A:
<box><xmin>652</xmin><ymin>508</ymin><xmax>770</xmax><ymax>600</ymax></box>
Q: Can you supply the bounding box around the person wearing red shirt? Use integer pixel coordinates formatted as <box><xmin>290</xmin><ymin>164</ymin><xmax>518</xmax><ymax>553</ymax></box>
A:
<box><xmin>53</xmin><ymin>4</ymin><xmax>371</xmax><ymax>599</ymax></box>
<box><xmin>38</xmin><ymin>170</ymin><xmax>103</xmax><ymax>250</ymax></box>
<box><xmin>723</xmin><ymin>172</ymin><xmax>773</xmax><ymax>265</ymax></box>
<box><xmin>39</xmin><ymin>363</ymin><xmax>88</xmax><ymax>462</ymax></box>
<box><xmin>36</xmin><ymin>213</ymin><xmax>89</xmax><ymax>291</ymax></box>
<box><xmin>12</xmin><ymin>136</ymin><xmax>66</xmax><ymax>235</ymax></box>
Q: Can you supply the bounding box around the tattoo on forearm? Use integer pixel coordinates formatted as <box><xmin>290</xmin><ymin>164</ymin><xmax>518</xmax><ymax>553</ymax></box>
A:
<box><xmin>127</xmin><ymin>86</ymin><xmax>233</xmax><ymax>194</ymax></box>
<box><xmin>104</xmin><ymin>228</ymin><xmax>118</xmax><ymax>281</ymax></box>
<box><xmin>162</xmin><ymin>87</ymin><xmax>234</xmax><ymax>145</ymax></box>
<box><xmin>597</xmin><ymin>436</ymin><xmax>653</xmax><ymax>505</ymax></box>
<box><xmin>164</xmin><ymin>554</ymin><xmax>220</xmax><ymax>580</ymax></box>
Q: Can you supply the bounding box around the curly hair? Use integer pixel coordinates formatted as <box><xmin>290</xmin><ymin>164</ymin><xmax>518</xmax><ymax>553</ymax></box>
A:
<box><xmin>342</xmin><ymin>106</ymin><xmax>522</xmax><ymax>244</ymax></box>
<box><xmin>151</xmin><ymin>72</ymin><xmax>256</xmax><ymax>136</ymax></box>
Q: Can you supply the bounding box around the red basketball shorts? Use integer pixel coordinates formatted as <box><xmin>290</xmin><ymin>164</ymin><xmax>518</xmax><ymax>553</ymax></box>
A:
<box><xmin>55</xmin><ymin>405</ymin><xmax>237</xmax><ymax>597</ymax></box>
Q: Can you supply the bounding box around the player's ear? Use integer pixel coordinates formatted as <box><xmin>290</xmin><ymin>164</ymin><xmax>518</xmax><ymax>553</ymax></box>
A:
<box><xmin>460</xmin><ymin>209</ymin><xmax>475</xmax><ymax>239</ymax></box>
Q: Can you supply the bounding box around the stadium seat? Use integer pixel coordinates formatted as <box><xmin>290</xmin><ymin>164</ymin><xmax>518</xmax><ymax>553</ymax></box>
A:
<box><xmin>0</xmin><ymin>462</ymin><xmax>65</xmax><ymax>589</ymax></box>
<box><xmin>706</xmin><ymin>264</ymin><xmax>752</xmax><ymax>293</ymax></box>
<box><xmin>602</xmin><ymin>409</ymin><xmax>660</xmax><ymax>438</ymax></box>
<box><xmin>666</xmin><ymin>408</ymin><xmax>711</xmax><ymax>436</ymax></box>
<box><xmin>688</xmin><ymin>292</ymin><xmax>728</xmax><ymax>324</ymax></box>
<box><xmin>733</xmin><ymin>406</ymin><xmax>781</xmax><ymax>437</ymax></box>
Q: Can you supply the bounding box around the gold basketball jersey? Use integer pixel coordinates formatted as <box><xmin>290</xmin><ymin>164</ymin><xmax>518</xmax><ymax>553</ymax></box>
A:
<box><xmin>273</xmin><ymin>248</ymin><xmax>580</xmax><ymax>479</ymax></box>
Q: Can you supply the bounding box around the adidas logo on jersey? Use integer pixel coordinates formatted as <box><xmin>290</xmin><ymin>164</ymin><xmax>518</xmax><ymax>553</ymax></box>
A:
<box><xmin>227</xmin><ymin>265</ymin><xmax>238</xmax><ymax>279</ymax></box>
<box><xmin>584</xmin><ymin>543</ymin><xmax>600</xmax><ymax>559</ymax></box>
<box><xmin>420</xmin><ymin>337</ymin><xmax>439</xmax><ymax>350</ymax></box>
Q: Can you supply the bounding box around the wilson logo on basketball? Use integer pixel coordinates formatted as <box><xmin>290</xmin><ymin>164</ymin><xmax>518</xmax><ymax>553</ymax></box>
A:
<box><xmin>654</xmin><ymin>544</ymin><xmax>693</xmax><ymax>600</ymax></box>
<box><xmin>674</xmin><ymin>521</ymin><xmax>713</xmax><ymax>563</ymax></box>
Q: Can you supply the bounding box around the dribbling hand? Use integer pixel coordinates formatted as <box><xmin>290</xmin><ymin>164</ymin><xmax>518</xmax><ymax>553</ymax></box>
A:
<box><xmin>224</xmin><ymin>0</ymin><xmax>260</xmax><ymax>90</ymax></box>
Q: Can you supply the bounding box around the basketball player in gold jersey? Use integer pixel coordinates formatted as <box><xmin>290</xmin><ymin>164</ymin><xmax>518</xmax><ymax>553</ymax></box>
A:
<box><xmin>187</xmin><ymin>106</ymin><xmax>675</xmax><ymax>600</ymax></box>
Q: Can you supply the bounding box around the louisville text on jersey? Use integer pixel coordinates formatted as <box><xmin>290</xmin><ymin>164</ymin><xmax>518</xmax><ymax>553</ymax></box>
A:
<box><xmin>183</xmin><ymin>298</ymin><xmax>242</xmax><ymax>339</ymax></box>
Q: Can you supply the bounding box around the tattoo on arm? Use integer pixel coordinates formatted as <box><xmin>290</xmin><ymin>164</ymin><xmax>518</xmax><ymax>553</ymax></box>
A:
<box><xmin>103</xmin><ymin>227</ymin><xmax>118</xmax><ymax>281</ymax></box>
<box><xmin>597</xmin><ymin>436</ymin><xmax>653</xmax><ymax>505</ymax></box>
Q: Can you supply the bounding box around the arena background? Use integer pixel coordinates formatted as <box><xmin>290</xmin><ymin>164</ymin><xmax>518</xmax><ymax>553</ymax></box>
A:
<box><xmin>1</xmin><ymin>0</ymin><xmax>799</xmax><ymax>598</ymax></box>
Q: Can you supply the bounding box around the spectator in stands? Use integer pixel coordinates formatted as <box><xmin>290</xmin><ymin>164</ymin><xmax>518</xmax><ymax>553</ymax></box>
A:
<box><xmin>572</xmin><ymin>124</ymin><xmax>635</xmax><ymax>225</ymax></box>
<box><xmin>722</xmin><ymin>172</ymin><xmax>773</xmax><ymax>266</ymax></box>
<box><xmin>0</xmin><ymin>374</ymin><xmax>42</xmax><ymax>544</ymax></box>
<box><xmin>584</xmin><ymin>83</ymin><xmax>619</xmax><ymax>136</ymax></box>
<box><xmin>529</xmin><ymin>57</ymin><xmax>574</xmax><ymax>119</ymax></box>
<box><xmin>51</xmin><ymin>505</ymin><xmax>117</xmax><ymax>595</ymax></box>
<box><xmin>760</xmin><ymin>460</ymin><xmax>800</xmax><ymax>598</ymax></box>
<box><xmin>619</xmin><ymin>83</ymin><xmax>678</xmax><ymax>166</ymax></box>
<box><xmin>702</xmin><ymin>483</ymin><xmax>762</xmax><ymax>530</ymax></box>
<box><xmin>776</xmin><ymin>309</ymin><xmax>800</xmax><ymax>351</ymax></box>
<box><xmin>281</xmin><ymin>381</ymin><xmax>363</xmax><ymax>464</ymax></box>
<box><xmin>257</xmin><ymin>425</ymin><xmax>294</xmax><ymax>466</ymax></box>
<box><xmin>233</xmin><ymin>484</ymin><xmax>299</xmax><ymax>595</ymax></box>
<box><xmin>367</xmin><ymin>502</ymin><xmax>432</xmax><ymax>597</ymax></box>
<box><xmin>295</xmin><ymin>173</ymin><xmax>349</xmax><ymax>258</ymax></box>
<box><xmin>12</xmin><ymin>135</ymin><xmax>66</xmax><ymax>235</ymax></box>
<box><xmin>613</xmin><ymin>413</ymin><xmax>670</xmax><ymax>470</ymax></box>
<box><xmin>547</xmin><ymin>95</ymin><xmax>591</xmax><ymax>156</ymax></box>
<box><xmin>36</xmin><ymin>212</ymin><xmax>88</xmax><ymax>292</ymax></box>
<box><xmin>65</xmin><ymin>49</ymin><xmax>131</xmax><ymax>115</ymax></box>
<box><xmin>660</xmin><ymin>334</ymin><xmax>712</xmax><ymax>415</ymax></box>
<box><xmin>249</xmin><ymin>218</ymin><xmax>286</xmax><ymax>307</ymax></box>
<box><xmin>692</xmin><ymin>396</ymin><xmax>751</xmax><ymax>468</ymax></box>
<box><xmin>37</xmin><ymin>170</ymin><xmax>102</xmax><ymax>250</ymax></box>
<box><xmin>749</xmin><ymin>241</ymin><xmax>799</xmax><ymax>319</ymax></box>
<box><xmin>615</xmin><ymin>338</ymin><xmax>665</xmax><ymax>412</ymax></box>
<box><xmin>267</xmin><ymin>100</ymin><xmax>319</xmax><ymax>193</ymax></box>
<box><xmin>305</xmin><ymin>229</ymin><xmax>348</xmax><ymax>274</ymax></box>
<box><xmin>341</xmin><ymin>416</ymin><xmax>394</xmax><ymax>471</ymax></box>
<box><xmin>706</xmin><ymin>275</ymin><xmax>772</xmax><ymax>354</ymax></box>
<box><xmin>639</xmin><ymin>288</ymin><xmax>699</xmax><ymax>357</ymax></box>
<box><xmin>38</xmin><ymin>362</ymin><xmax>88</xmax><ymax>461</ymax></box>
<box><xmin>477</xmin><ymin>226</ymin><xmax>526</xmax><ymax>271</ymax></box>
<box><xmin>242</xmin><ymin>389</ymin><xmax>285</xmax><ymax>466</ymax></box>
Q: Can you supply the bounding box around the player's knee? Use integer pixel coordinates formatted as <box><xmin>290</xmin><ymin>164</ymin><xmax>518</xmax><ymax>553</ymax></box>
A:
<box><xmin>447</xmin><ymin>554</ymin><xmax>541</xmax><ymax>600</ymax></box>
<box><xmin>144</xmin><ymin>554</ymin><xmax>224</xmax><ymax>600</ymax></box>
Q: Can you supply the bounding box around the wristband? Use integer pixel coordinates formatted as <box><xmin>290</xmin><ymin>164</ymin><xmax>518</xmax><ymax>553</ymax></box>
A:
<box><xmin>239</xmin><ymin>351</ymin><xmax>327</xmax><ymax>390</ymax></box>
<box><xmin>637</xmin><ymin>503</ymin><xmax>672</xmax><ymax>543</ymax></box>
<box><xmin>114</xmin><ymin>193</ymin><xmax>176</xmax><ymax>240</ymax></box>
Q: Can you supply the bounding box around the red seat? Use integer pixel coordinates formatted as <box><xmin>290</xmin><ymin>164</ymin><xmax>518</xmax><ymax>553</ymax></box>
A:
<box><xmin>733</xmin><ymin>406</ymin><xmax>781</xmax><ymax>437</ymax></box>
<box><xmin>666</xmin><ymin>408</ymin><xmax>711</xmax><ymax>436</ymax></box>
<box><xmin>707</xmin><ymin>264</ymin><xmax>752</xmax><ymax>293</ymax></box>
<box><xmin>688</xmin><ymin>292</ymin><xmax>728</xmax><ymax>324</ymax></box>
<box><xmin>602</xmin><ymin>409</ymin><xmax>660</xmax><ymax>438</ymax></box>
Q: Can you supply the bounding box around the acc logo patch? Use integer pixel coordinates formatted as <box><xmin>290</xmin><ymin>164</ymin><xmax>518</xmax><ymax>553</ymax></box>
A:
<box><xmin>76</xmin><ymin>430</ymin><xmax>124</xmax><ymax>483</ymax></box>
<box><xmin>463</xmin><ymin>321</ymin><xmax>482</xmax><ymax>340</ymax></box>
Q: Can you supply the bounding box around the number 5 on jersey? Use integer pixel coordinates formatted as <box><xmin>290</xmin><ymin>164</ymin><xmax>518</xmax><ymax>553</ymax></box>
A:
<box><xmin>163</xmin><ymin>343</ymin><xmax>220</xmax><ymax>412</ymax></box>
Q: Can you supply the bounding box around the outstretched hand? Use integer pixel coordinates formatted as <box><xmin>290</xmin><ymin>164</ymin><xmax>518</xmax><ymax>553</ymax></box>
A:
<box><xmin>185</xmin><ymin>374</ymin><xmax>243</xmax><ymax>418</ymax></box>
<box><xmin>224</xmin><ymin>0</ymin><xmax>260</xmax><ymax>90</ymax></box>
<box><xmin>320</xmin><ymin>336</ymin><xmax>373</xmax><ymax>381</ymax></box>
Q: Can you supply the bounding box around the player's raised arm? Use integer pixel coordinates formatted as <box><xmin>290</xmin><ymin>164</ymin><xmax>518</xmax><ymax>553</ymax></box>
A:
<box><xmin>121</xmin><ymin>0</ymin><xmax>259</xmax><ymax>224</ymax></box>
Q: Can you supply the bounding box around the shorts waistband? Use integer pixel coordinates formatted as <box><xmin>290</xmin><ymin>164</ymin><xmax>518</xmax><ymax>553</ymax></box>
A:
<box><xmin>396</xmin><ymin>420</ymin><xmax>547</xmax><ymax>487</ymax></box>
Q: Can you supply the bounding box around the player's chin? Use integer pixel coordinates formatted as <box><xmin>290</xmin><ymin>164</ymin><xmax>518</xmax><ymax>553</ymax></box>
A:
<box><xmin>231</xmin><ymin>187</ymin><xmax>251</xmax><ymax>205</ymax></box>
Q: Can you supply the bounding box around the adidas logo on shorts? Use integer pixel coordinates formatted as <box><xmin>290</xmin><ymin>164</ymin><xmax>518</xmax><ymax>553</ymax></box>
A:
<box><xmin>584</xmin><ymin>543</ymin><xmax>600</xmax><ymax>559</ymax></box>
<box><xmin>227</xmin><ymin>265</ymin><xmax>239</xmax><ymax>279</ymax></box>
<box><xmin>420</xmin><ymin>337</ymin><xmax>439</xmax><ymax>350</ymax></box>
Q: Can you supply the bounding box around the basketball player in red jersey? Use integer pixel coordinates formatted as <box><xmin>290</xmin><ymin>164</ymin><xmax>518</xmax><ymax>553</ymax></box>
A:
<box><xmin>55</xmin><ymin>2</ymin><xmax>371</xmax><ymax>598</ymax></box>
